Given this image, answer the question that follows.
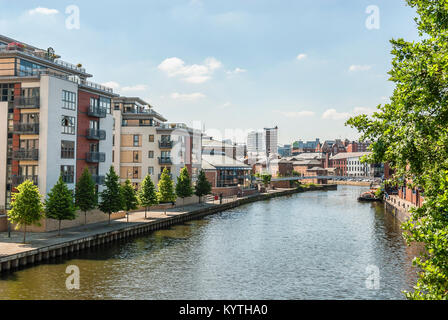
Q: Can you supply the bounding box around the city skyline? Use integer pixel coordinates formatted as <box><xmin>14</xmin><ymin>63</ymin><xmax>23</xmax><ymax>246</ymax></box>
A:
<box><xmin>0</xmin><ymin>0</ymin><xmax>419</xmax><ymax>144</ymax></box>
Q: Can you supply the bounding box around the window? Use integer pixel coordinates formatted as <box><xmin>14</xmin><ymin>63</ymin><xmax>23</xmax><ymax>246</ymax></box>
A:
<box><xmin>62</xmin><ymin>90</ymin><xmax>76</xmax><ymax>110</ymax></box>
<box><xmin>149</xmin><ymin>135</ymin><xmax>154</xmax><ymax>142</ymax></box>
<box><xmin>133</xmin><ymin>134</ymin><xmax>140</xmax><ymax>147</ymax></box>
<box><xmin>61</xmin><ymin>141</ymin><xmax>75</xmax><ymax>159</ymax></box>
<box><xmin>133</xmin><ymin>167</ymin><xmax>139</xmax><ymax>179</ymax></box>
<box><xmin>20</xmin><ymin>139</ymin><xmax>38</xmax><ymax>150</ymax></box>
<box><xmin>133</xmin><ymin>151</ymin><xmax>140</xmax><ymax>163</ymax></box>
<box><xmin>89</xmin><ymin>120</ymin><xmax>99</xmax><ymax>130</ymax></box>
<box><xmin>61</xmin><ymin>165</ymin><xmax>75</xmax><ymax>184</ymax></box>
<box><xmin>112</xmin><ymin>134</ymin><xmax>115</xmax><ymax>146</ymax></box>
<box><xmin>112</xmin><ymin>150</ymin><xmax>115</xmax><ymax>162</ymax></box>
<box><xmin>161</xmin><ymin>151</ymin><xmax>171</xmax><ymax>158</ymax></box>
<box><xmin>0</xmin><ymin>84</ymin><xmax>14</xmax><ymax>102</ymax></box>
<box><xmin>100</xmin><ymin>97</ymin><xmax>111</xmax><ymax>114</ymax></box>
<box><xmin>148</xmin><ymin>151</ymin><xmax>154</xmax><ymax>158</ymax></box>
<box><xmin>61</xmin><ymin>116</ymin><xmax>76</xmax><ymax>134</ymax></box>
<box><xmin>148</xmin><ymin>167</ymin><xmax>154</xmax><ymax>175</ymax></box>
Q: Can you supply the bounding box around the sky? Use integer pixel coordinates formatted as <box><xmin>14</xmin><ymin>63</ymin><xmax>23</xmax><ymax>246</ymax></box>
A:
<box><xmin>0</xmin><ymin>0</ymin><xmax>420</xmax><ymax>144</ymax></box>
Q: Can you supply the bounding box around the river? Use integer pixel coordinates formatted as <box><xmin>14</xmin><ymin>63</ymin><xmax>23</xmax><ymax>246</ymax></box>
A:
<box><xmin>0</xmin><ymin>185</ymin><xmax>419</xmax><ymax>300</ymax></box>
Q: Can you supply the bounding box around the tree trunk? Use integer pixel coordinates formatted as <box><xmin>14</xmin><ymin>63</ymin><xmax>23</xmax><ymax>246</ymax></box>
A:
<box><xmin>23</xmin><ymin>225</ymin><xmax>26</xmax><ymax>243</ymax></box>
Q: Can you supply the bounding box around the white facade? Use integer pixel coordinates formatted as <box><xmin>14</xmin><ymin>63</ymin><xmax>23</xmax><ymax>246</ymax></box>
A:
<box><xmin>247</xmin><ymin>130</ymin><xmax>265</xmax><ymax>153</ymax></box>
<box><xmin>347</xmin><ymin>156</ymin><xmax>370</xmax><ymax>177</ymax></box>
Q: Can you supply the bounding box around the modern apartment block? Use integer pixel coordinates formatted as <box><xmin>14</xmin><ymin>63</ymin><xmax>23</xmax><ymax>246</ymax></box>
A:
<box><xmin>264</xmin><ymin>126</ymin><xmax>278</xmax><ymax>156</ymax></box>
<box><xmin>112</xmin><ymin>97</ymin><xmax>202</xmax><ymax>188</ymax></box>
<box><xmin>0</xmin><ymin>35</ymin><xmax>117</xmax><ymax>212</ymax></box>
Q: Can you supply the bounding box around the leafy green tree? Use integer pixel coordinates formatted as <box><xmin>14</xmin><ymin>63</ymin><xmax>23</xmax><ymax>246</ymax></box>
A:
<box><xmin>157</xmin><ymin>167</ymin><xmax>176</xmax><ymax>214</ymax></box>
<box><xmin>138</xmin><ymin>174</ymin><xmax>158</xmax><ymax>218</ymax></box>
<box><xmin>121</xmin><ymin>179</ymin><xmax>139</xmax><ymax>222</ymax></box>
<box><xmin>8</xmin><ymin>180</ymin><xmax>44</xmax><ymax>243</ymax></box>
<box><xmin>176</xmin><ymin>167</ymin><xmax>194</xmax><ymax>207</ymax></box>
<box><xmin>195</xmin><ymin>170</ymin><xmax>212</xmax><ymax>203</ymax></box>
<box><xmin>45</xmin><ymin>177</ymin><xmax>77</xmax><ymax>236</ymax></box>
<box><xmin>346</xmin><ymin>0</ymin><xmax>448</xmax><ymax>299</ymax></box>
<box><xmin>99</xmin><ymin>166</ymin><xmax>123</xmax><ymax>224</ymax></box>
<box><xmin>261</xmin><ymin>174</ymin><xmax>272</xmax><ymax>188</ymax></box>
<box><xmin>75</xmin><ymin>168</ymin><xmax>97</xmax><ymax>225</ymax></box>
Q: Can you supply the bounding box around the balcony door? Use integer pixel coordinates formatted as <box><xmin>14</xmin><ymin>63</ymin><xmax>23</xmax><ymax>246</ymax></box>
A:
<box><xmin>20</xmin><ymin>113</ymin><xmax>39</xmax><ymax>124</ymax></box>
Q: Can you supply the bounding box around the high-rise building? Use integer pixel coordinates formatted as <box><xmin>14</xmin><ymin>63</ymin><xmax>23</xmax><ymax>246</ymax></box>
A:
<box><xmin>264</xmin><ymin>126</ymin><xmax>278</xmax><ymax>156</ymax></box>
<box><xmin>0</xmin><ymin>35</ymin><xmax>117</xmax><ymax>212</ymax></box>
<box><xmin>247</xmin><ymin>130</ymin><xmax>265</xmax><ymax>154</ymax></box>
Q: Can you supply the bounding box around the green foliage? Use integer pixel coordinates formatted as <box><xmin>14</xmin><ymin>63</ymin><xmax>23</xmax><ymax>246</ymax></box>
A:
<box><xmin>346</xmin><ymin>0</ymin><xmax>448</xmax><ymax>299</ymax></box>
<box><xmin>195</xmin><ymin>170</ymin><xmax>212</xmax><ymax>199</ymax></box>
<box><xmin>375</xmin><ymin>186</ymin><xmax>385</xmax><ymax>199</ymax></box>
<box><xmin>99</xmin><ymin>166</ymin><xmax>123</xmax><ymax>222</ymax></box>
<box><xmin>292</xmin><ymin>171</ymin><xmax>301</xmax><ymax>177</ymax></box>
<box><xmin>8</xmin><ymin>180</ymin><xmax>44</xmax><ymax>242</ymax></box>
<box><xmin>121</xmin><ymin>179</ymin><xmax>139</xmax><ymax>212</ymax></box>
<box><xmin>45</xmin><ymin>177</ymin><xmax>77</xmax><ymax>235</ymax></box>
<box><xmin>261</xmin><ymin>174</ymin><xmax>272</xmax><ymax>187</ymax></box>
<box><xmin>176</xmin><ymin>167</ymin><xmax>194</xmax><ymax>199</ymax></box>
<box><xmin>157</xmin><ymin>167</ymin><xmax>176</xmax><ymax>203</ymax></box>
<box><xmin>138</xmin><ymin>174</ymin><xmax>158</xmax><ymax>209</ymax></box>
<box><xmin>75</xmin><ymin>168</ymin><xmax>97</xmax><ymax>224</ymax></box>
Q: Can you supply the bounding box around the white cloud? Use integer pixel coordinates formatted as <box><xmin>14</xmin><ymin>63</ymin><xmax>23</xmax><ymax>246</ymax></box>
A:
<box><xmin>28</xmin><ymin>7</ymin><xmax>59</xmax><ymax>15</ymax></box>
<box><xmin>348</xmin><ymin>65</ymin><xmax>372</xmax><ymax>72</ymax></box>
<box><xmin>322</xmin><ymin>107</ymin><xmax>376</xmax><ymax>120</ymax></box>
<box><xmin>170</xmin><ymin>92</ymin><xmax>206</xmax><ymax>101</ymax></box>
<box><xmin>275</xmin><ymin>110</ymin><xmax>315</xmax><ymax>118</ymax></box>
<box><xmin>158</xmin><ymin>57</ymin><xmax>222</xmax><ymax>83</ymax></box>
<box><xmin>121</xmin><ymin>84</ymin><xmax>147</xmax><ymax>92</ymax></box>
<box><xmin>101</xmin><ymin>81</ymin><xmax>121</xmax><ymax>91</ymax></box>
<box><xmin>226</xmin><ymin>67</ymin><xmax>247</xmax><ymax>75</ymax></box>
<box><xmin>296</xmin><ymin>53</ymin><xmax>307</xmax><ymax>61</ymax></box>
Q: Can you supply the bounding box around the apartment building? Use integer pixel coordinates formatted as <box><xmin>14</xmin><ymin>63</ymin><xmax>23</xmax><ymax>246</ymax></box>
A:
<box><xmin>0</xmin><ymin>35</ymin><xmax>117</xmax><ymax>212</ymax></box>
<box><xmin>112</xmin><ymin>97</ymin><xmax>202</xmax><ymax>188</ymax></box>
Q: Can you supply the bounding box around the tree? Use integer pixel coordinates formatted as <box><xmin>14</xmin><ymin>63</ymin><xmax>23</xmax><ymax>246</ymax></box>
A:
<box><xmin>121</xmin><ymin>179</ymin><xmax>139</xmax><ymax>222</ymax></box>
<box><xmin>176</xmin><ymin>167</ymin><xmax>194</xmax><ymax>207</ymax></box>
<box><xmin>138</xmin><ymin>174</ymin><xmax>158</xmax><ymax>219</ymax></box>
<box><xmin>261</xmin><ymin>174</ymin><xmax>272</xmax><ymax>189</ymax></box>
<box><xmin>45</xmin><ymin>177</ymin><xmax>77</xmax><ymax>236</ymax></box>
<box><xmin>99</xmin><ymin>166</ymin><xmax>123</xmax><ymax>224</ymax></box>
<box><xmin>195</xmin><ymin>170</ymin><xmax>212</xmax><ymax>203</ymax></box>
<box><xmin>75</xmin><ymin>168</ymin><xmax>97</xmax><ymax>225</ymax></box>
<box><xmin>346</xmin><ymin>0</ymin><xmax>448</xmax><ymax>299</ymax></box>
<box><xmin>8</xmin><ymin>180</ymin><xmax>44</xmax><ymax>243</ymax></box>
<box><xmin>157</xmin><ymin>167</ymin><xmax>176</xmax><ymax>215</ymax></box>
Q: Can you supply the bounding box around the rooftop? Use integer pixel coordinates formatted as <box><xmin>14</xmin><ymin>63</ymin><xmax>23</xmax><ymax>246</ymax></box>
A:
<box><xmin>202</xmin><ymin>154</ymin><xmax>251</xmax><ymax>170</ymax></box>
<box><xmin>330</xmin><ymin>152</ymin><xmax>371</xmax><ymax>160</ymax></box>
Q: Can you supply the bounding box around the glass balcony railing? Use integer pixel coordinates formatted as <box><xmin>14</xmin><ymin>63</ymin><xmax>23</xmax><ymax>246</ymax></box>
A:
<box><xmin>14</xmin><ymin>96</ymin><xmax>40</xmax><ymax>109</ymax></box>
<box><xmin>12</xmin><ymin>175</ymin><xmax>38</xmax><ymax>186</ymax></box>
<box><xmin>13</xmin><ymin>123</ymin><xmax>39</xmax><ymax>134</ymax></box>
<box><xmin>91</xmin><ymin>174</ymin><xmax>105</xmax><ymax>185</ymax></box>
<box><xmin>159</xmin><ymin>140</ymin><xmax>173</xmax><ymax>148</ymax></box>
<box><xmin>88</xmin><ymin>106</ymin><xmax>107</xmax><ymax>118</ymax></box>
<box><xmin>13</xmin><ymin>149</ymin><xmax>39</xmax><ymax>161</ymax></box>
<box><xmin>86</xmin><ymin>128</ymin><xmax>106</xmax><ymax>140</ymax></box>
<box><xmin>158</xmin><ymin>157</ymin><xmax>172</xmax><ymax>165</ymax></box>
<box><xmin>86</xmin><ymin>152</ymin><xmax>106</xmax><ymax>163</ymax></box>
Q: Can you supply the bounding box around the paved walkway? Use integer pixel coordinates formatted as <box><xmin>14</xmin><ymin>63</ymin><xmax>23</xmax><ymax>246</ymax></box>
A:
<box><xmin>0</xmin><ymin>188</ymin><xmax>295</xmax><ymax>259</ymax></box>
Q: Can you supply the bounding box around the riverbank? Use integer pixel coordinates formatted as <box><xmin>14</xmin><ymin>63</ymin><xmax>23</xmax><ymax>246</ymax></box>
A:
<box><xmin>329</xmin><ymin>180</ymin><xmax>372</xmax><ymax>186</ymax></box>
<box><xmin>0</xmin><ymin>184</ymin><xmax>336</xmax><ymax>274</ymax></box>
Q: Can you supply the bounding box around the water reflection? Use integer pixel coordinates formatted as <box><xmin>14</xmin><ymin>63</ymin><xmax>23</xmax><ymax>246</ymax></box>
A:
<box><xmin>0</xmin><ymin>186</ymin><xmax>418</xmax><ymax>300</ymax></box>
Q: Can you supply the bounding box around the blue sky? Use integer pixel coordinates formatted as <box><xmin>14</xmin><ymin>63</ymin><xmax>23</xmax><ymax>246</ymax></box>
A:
<box><xmin>0</xmin><ymin>0</ymin><xmax>419</xmax><ymax>144</ymax></box>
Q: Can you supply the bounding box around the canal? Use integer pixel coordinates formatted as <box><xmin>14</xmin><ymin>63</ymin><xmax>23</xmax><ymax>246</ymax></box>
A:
<box><xmin>0</xmin><ymin>185</ymin><xmax>419</xmax><ymax>300</ymax></box>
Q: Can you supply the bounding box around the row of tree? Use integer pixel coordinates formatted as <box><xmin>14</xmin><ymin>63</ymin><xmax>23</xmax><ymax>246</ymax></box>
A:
<box><xmin>8</xmin><ymin>166</ymin><xmax>212</xmax><ymax>242</ymax></box>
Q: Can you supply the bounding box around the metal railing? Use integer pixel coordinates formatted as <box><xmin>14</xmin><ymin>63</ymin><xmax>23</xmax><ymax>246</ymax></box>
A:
<box><xmin>72</xmin><ymin>78</ymin><xmax>114</xmax><ymax>94</ymax></box>
<box><xmin>86</xmin><ymin>152</ymin><xmax>106</xmax><ymax>163</ymax></box>
<box><xmin>159</xmin><ymin>140</ymin><xmax>173</xmax><ymax>148</ymax></box>
<box><xmin>12</xmin><ymin>175</ymin><xmax>38</xmax><ymax>186</ymax></box>
<box><xmin>158</xmin><ymin>157</ymin><xmax>172</xmax><ymax>165</ymax></box>
<box><xmin>88</xmin><ymin>106</ymin><xmax>107</xmax><ymax>118</ymax></box>
<box><xmin>14</xmin><ymin>96</ymin><xmax>40</xmax><ymax>108</ymax></box>
<box><xmin>13</xmin><ymin>123</ymin><xmax>39</xmax><ymax>134</ymax></box>
<box><xmin>13</xmin><ymin>149</ymin><xmax>39</xmax><ymax>160</ymax></box>
<box><xmin>86</xmin><ymin>128</ymin><xmax>106</xmax><ymax>140</ymax></box>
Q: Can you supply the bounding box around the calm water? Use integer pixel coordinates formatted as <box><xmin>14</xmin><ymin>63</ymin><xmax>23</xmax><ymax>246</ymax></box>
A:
<box><xmin>0</xmin><ymin>185</ymin><xmax>419</xmax><ymax>300</ymax></box>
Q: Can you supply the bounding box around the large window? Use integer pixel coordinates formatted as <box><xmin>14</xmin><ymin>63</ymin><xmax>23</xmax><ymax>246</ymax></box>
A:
<box><xmin>61</xmin><ymin>141</ymin><xmax>75</xmax><ymax>159</ymax></box>
<box><xmin>61</xmin><ymin>165</ymin><xmax>75</xmax><ymax>184</ymax></box>
<box><xmin>0</xmin><ymin>84</ymin><xmax>14</xmax><ymax>102</ymax></box>
<box><xmin>18</xmin><ymin>59</ymin><xmax>45</xmax><ymax>76</ymax></box>
<box><xmin>148</xmin><ymin>167</ymin><xmax>154</xmax><ymax>175</ymax></box>
<box><xmin>149</xmin><ymin>134</ymin><xmax>154</xmax><ymax>142</ymax></box>
<box><xmin>100</xmin><ymin>97</ymin><xmax>111</xmax><ymax>114</ymax></box>
<box><xmin>62</xmin><ymin>90</ymin><xmax>77</xmax><ymax>110</ymax></box>
<box><xmin>133</xmin><ymin>134</ymin><xmax>140</xmax><ymax>147</ymax></box>
<box><xmin>61</xmin><ymin>116</ymin><xmax>76</xmax><ymax>134</ymax></box>
<box><xmin>148</xmin><ymin>151</ymin><xmax>154</xmax><ymax>158</ymax></box>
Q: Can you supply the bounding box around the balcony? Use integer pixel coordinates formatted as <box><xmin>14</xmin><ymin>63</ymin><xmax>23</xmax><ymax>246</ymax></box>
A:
<box><xmin>13</xmin><ymin>149</ymin><xmax>39</xmax><ymax>161</ymax></box>
<box><xmin>159</xmin><ymin>140</ymin><xmax>173</xmax><ymax>148</ymax></box>
<box><xmin>158</xmin><ymin>157</ymin><xmax>172</xmax><ymax>165</ymax></box>
<box><xmin>91</xmin><ymin>175</ymin><xmax>105</xmax><ymax>185</ymax></box>
<box><xmin>86</xmin><ymin>152</ymin><xmax>106</xmax><ymax>163</ymax></box>
<box><xmin>158</xmin><ymin>173</ymin><xmax>173</xmax><ymax>180</ymax></box>
<box><xmin>13</xmin><ymin>123</ymin><xmax>39</xmax><ymax>134</ymax></box>
<box><xmin>12</xmin><ymin>175</ymin><xmax>38</xmax><ymax>186</ymax></box>
<box><xmin>14</xmin><ymin>96</ymin><xmax>40</xmax><ymax>109</ymax></box>
<box><xmin>86</xmin><ymin>128</ymin><xmax>106</xmax><ymax>140</ymax></box>
<box><xmin>88</xmin><ymin>106</ymin><xmax>107</xmax><ymax>118</ymax></box>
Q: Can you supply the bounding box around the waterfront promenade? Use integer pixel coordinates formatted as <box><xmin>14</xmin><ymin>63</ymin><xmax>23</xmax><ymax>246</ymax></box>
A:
<box><xmin>0</xmin><ymin>185</ymin><xmax>337</xmax><ymax>273</ymax></box>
